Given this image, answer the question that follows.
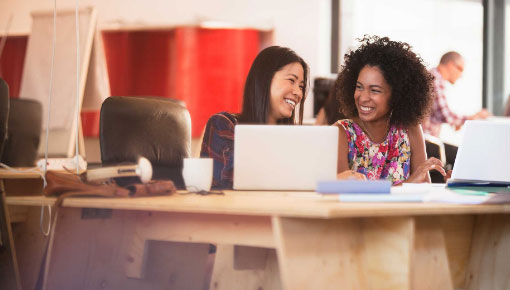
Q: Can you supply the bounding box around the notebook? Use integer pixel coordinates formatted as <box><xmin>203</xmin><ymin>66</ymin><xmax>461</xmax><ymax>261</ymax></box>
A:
<box><xmin>233</xmin><ymin>125</ymin><xmax>338</xmax><ymax>190</ymax></box>
<box><xmin>450</xmin><ymin>120</ymin><xmax>510</xmax><ymax>184</ymax></box>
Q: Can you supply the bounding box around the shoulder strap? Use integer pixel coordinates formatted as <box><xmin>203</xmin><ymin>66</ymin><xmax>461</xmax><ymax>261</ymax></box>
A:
<box><xmin>217</xmin><ymin>112</ymin><xmax>238</xmax><ymax>126</ymax></box>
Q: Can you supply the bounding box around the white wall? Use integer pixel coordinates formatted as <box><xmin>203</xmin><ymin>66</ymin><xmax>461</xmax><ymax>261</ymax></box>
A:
<box><xmin>0</xmin><ymin>0</ymin><xmax>332</xmax><ymax>118</ymax></box>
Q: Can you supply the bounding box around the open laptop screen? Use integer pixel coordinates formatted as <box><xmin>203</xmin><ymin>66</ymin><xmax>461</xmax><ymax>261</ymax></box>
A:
<box><xmin>451</xmin><ymin>120</ymin><xmax>510</xmax><ymax>183</ymax></box>
<box><xmin>233</xmin><ymin>125</ymin><xmax>338</xmax><ymax>190</ymax></box>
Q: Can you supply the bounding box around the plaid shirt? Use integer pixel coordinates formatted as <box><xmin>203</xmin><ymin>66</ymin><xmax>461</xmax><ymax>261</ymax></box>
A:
<box><xmin>200</xmin><ymin>112</ymin><xmax>238</xmax><ymax>189</ymax></box>
<box><xmin>423</xmin><ymin>68</ymin><xmax>466</xmax><ymax>137</ymax></box>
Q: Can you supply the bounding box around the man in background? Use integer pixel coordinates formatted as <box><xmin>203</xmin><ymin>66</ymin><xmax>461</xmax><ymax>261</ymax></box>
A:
<box><xmin>423</xmin><ymin>51</ymin><xmax>489</xmax><ymax>137</ymax></box>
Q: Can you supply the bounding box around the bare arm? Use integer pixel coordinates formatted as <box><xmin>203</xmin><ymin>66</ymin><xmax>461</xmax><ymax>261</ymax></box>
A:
<box><xmin>335</xmin><ymin>123</ymin><xmax>366</xmax><ymax>180</ymax></box>
<box><xmin>336</xmin><ymin>123</ymin><xmax>350</xmax><ymax>173</ymax></box>
<box><xmin>405</xmin><ymin>124</ymin><xmax>445</xmax><ymax>183</ymax></box>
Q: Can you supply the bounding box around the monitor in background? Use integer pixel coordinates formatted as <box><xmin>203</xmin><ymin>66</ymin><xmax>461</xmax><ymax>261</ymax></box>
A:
<box><xmin>233</xmin><ymin>125</ymin><xmax>338</xmax><ymax>190</ymax></box>
<box><xmin>451</xmin><ymin>120</ymin><xmax>510</xmax><ymax>183</ymax></box>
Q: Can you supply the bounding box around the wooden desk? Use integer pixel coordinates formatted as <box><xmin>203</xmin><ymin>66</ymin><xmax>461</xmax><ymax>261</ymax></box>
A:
<box><xmin>5</xmin><ymin>190</ymin><xmax>510</xmax><ymax>290</ymax></box>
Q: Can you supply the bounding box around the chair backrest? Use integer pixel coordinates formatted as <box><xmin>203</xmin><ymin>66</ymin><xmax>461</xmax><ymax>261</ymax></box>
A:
<box><xmin>424</xmin><ymin>133</ymin><xmax>447</xmax><ymax>183</ymax></box>
<box><xmin>424</xmin><ymin>134</ymin><xmax>446</xmax><ymax>164</ymax></box>
<box><xmin>100</xmin><ymin>96</ymin><xmax>191</xmax><ymax>187</ymax></box>
<box><xmin>0</xmin><ymin>78</ymin><xmax>8</xmax><ymax>158</ymax></box>
<box><xmin>0</xmin><ymin>98</ymin><xmax>43</xmax><ymax>166</ymax></box>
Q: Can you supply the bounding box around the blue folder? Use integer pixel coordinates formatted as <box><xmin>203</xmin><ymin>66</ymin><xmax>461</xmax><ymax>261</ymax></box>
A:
<box><xmin>316</xmin><ymin>180</ymin><xmax>392</xmax><ymax>194</ymax></box>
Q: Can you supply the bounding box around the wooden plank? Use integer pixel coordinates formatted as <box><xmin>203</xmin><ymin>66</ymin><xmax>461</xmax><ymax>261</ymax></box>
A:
<box><xmin>273</xmin><ymin>217</ymin><xmax>364</xmax><ymax>289</ymax></box>
<box><xmin>43</xmin><ymin>207</ymin><xmax>212</xmax><ymax>290</ymax></box>
<box><xmin>412</xmin><ymin>217</ymin><xmax>453</xmax><ymax>290</ymax></box>
<box><xmin>124</xmin><ymin>211</ymin><xmax>273</xmax><ymax>278</ymax></box>
<box><xmin>0</xmin><ymin>169</ymin><xmax>43</xmax><ymax>179</ymax></box>
<box><xmin>8</xmin><ymin>205</ymin><xmax>29</xmax><ymax>223</ymax></box>
<box><xmin>7</xmin><ymin>196</ymin><xmax>56</xmax><ymax>206</ymax></box>
<box><xmin>439</xmin><ymin>215</ymin><xmax>475</xmax><ymax>289</ymax></box>
<box><xmin>273</xmin><ymin>216</ymin><xmax>414</xmax><ymax>290</ymax></box>
<box><xmin>361</xmin><ymin>217</ymin><xmax>414</xmax><ymax>290</ymax></box>
<box><xmin>7</xmin><ymin>193</ymin><xmax>510</xmax><ymax>219</ymax></box>
<box><xmin>466</xmin><ymin>214</ymin><xmax>510</xmax><ymax>290</ymax></box>
<box><xmin>0</xmin><ymin>189</ymin><xmax>22</xmax><ymax>290</ymax></box>
<box><xmin>10</xmin><ymin>206</ymin><xmax>49</xmax><ymax>290</ymax></box>
<box><xmin>209</xmin><ymin>245</ymin><xmax>281</xmax><ymax>290</ymax></box>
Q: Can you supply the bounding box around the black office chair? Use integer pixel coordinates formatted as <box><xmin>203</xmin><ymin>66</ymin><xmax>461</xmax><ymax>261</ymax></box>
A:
<box><xmin>0</xmin><ymin>98</ymin><xmax>42</xmax><ymax>167</ymax></box>
<box><xmin>424</xmin><ymin>134</ymin><xmax>447</xmax><ymax>183</ymax></box>
<box><xmin>100</xmin><ymin>96</ymin><xmax>191</xmax><ymax>188</ymax></box>
<box><xmin>313</xmin><ymin>77</ymin><xmax>335</xmax><ymax>116</ymax></box>
<box><xmin>0</xmin><ymin>78</ymin><xmax>9</xmax><ymax>158</ymax></box>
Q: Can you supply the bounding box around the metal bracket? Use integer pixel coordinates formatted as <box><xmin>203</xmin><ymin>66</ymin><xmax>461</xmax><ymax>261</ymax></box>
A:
<box><xmin>81</xmin><ymin>208</ymin><xmax>112</xmax><ymax>219</ymax></box>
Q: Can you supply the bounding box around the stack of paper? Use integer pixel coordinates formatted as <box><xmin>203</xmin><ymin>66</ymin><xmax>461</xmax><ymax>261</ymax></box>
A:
<box><xmin>318</xmin><ymin>181</ymin><xmax>510</xmax><ymax>204</ymax></box>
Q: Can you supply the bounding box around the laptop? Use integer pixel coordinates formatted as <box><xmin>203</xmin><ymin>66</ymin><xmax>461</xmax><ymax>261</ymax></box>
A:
<box><xmin>450</xmin><ymin>120</ymin><xmax>510</xmax><ymax>184</ymax></box>
<box><xmin>233</xmin><ymin>125</ymin><xmax>338</xmax><ymax>190</ymax></box>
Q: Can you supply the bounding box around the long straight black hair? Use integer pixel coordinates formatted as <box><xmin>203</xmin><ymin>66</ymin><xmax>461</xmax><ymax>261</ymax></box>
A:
<box><xmin>238</xmin><ymin>46</ymin><xmax>309</xmax><ymax>125</ymax></box>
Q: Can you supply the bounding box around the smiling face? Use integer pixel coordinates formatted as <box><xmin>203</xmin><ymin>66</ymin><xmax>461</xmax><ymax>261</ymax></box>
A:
<box><xmin>354</xmin><ymin>65</ymin><xmax>392</xmax><ymax>123</ymax></box>
<box><xmin>268</xmin><ymin>62</ymin><xmax>305</xmax><ymax>124</ymax></box>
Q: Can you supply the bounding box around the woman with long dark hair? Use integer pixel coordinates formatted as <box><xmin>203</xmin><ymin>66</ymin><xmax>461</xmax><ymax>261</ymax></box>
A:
<box><xmin>200</xmin><ymin>46</ymin><xmax>309</xmax><ymax>189</ymax></box>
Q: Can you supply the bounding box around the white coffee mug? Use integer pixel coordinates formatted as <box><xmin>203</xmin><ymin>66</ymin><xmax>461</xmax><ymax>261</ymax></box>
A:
<box><xmin>182</xmin><ymin>158</ymin><xmax>213</xmax><ymax>192</ymax></box>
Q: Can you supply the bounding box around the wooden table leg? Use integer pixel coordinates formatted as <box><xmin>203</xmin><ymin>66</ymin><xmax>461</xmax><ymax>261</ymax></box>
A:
<box><xmin>412</xmin><ymin>217</ymin><xmax>453</xmax><ymax>290</ymax></box>
<box><xmin>439</xmin><ymin>215</ymin><xmax>475</xmax><ymax>289</ymax></box>
<box><xmin>9</xmin><ymin>205</ymin><xmax>50</xmax><ymax>290</ymax></box>
<box><xmin>465</xmin><ymin>214</ymin><xmax>510</xmax><ymax>290</ymax></box>
<box><xmin>272</xmin><ymin>216</ymin><xmax>414</xmax><ymax>290</ymax></box>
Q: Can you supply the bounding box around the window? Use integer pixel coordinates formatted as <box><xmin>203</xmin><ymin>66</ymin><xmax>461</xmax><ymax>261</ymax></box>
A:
<box><xmin>337</xmin><ymin>0</ymin><xmax>484</xmax><ymax>141</ymax></box>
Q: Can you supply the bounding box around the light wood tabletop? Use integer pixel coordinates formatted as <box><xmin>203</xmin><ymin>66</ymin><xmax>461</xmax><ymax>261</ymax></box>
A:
<box><xmin>0</xmin><ymin>168</ymin><xmax>43</xmax><ymax>179</ymax></box>
<box><xmin>6</xmin><ymin>190</ymin><xmax>510</xmax><ymax>218</ymax></box>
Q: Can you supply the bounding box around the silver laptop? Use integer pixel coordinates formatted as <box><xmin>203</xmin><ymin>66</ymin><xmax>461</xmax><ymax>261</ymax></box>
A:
<box><xmin>451</xmin><ymin>120</ymin><xmax>510</xmax><ymax>183</ymax></box>
<box><xmin>233</xmin><ymin>125</ymin><xmax>338</xmax><ymax>190</ymax></box>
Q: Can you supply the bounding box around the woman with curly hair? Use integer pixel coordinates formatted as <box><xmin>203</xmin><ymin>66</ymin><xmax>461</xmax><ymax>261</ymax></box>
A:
<box><xmin>335</xmin><ymin>36</ymin><xmax>446</xmax><ymax>184</ymax></box>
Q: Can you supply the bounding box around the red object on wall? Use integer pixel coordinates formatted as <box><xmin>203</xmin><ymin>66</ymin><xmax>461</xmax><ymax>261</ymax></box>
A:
<box><xmin>0</xmin><ymin>36</ymin><xmax>28</xmax><ymax>98</ymax></box>
<box><xmin>102</xmin><ymin>27</ymin><xmax>260</xmax><ymax>137</ymax></box>
<box><xmin>81</xmin><ymin>110</ymin><xmax>100</xmax><ymax>137</ymax></box>
<box><xmin>3</xmin><ymin>28</ymin><xmax>261</xmax><ymax>138</ymax></box>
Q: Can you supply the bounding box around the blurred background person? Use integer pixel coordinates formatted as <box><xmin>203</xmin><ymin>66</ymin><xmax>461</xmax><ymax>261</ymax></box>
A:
<box><xmin>314</xmin><ymin>78</ymin><xmax>345</xmax><ymax>125</ymax></box>
<box><xmin>423</xmin><ymin>51</ymin><xmax>490</xmax><ymax>137</ymax></box>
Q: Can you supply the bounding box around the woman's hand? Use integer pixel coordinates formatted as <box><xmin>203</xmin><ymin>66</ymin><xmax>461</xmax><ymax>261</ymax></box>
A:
<box><xmin>444</xmin><ymin>169</ymin><xmax>453</xmax><ymax>182</ymax></box>
<box><xmin>337</xmin><ymin>170</ymin><xmax>367</xmax><ymax>181</ymax></box>
<box><xmin>406</xmin><ymin>157</ymin><xmax>446</xmax><ymax>183</ymax></box>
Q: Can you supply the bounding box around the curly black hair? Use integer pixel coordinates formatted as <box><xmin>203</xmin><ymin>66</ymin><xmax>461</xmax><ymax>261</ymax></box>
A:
<box><xmin>335</xmin><ymin>35</ymin><xmax>433</xmax><ymax>127</ymax></box>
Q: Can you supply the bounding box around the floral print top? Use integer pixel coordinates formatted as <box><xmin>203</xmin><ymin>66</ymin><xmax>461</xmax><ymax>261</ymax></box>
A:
<box><xmin>337</xmin><ymin>119</ymin><xmax>411</xmax><ymax>185</ymax></box>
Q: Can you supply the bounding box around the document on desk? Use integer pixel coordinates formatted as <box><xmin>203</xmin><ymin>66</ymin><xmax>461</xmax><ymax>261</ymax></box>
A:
<box><xmin>336</xmin><ymin>183</ymin><xmax>431</xmax><ymax>202</ymax></box>
<box><xmin>338</xmin><ymin>193</ymin><xmax>425</xmax><ymax>202</ymax></box>
<box><xmin>425</xmin><ymin>192</ymin><xmax>510</xmax><ymax>204</ymax></box>
<box><xmin>335</xmin><ymin>183</ymin><xmax>510</xmax><ymax>204</ymax></box>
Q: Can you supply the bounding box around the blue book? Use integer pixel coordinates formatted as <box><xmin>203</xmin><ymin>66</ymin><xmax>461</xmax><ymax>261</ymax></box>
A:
<box><xmin>316</xmin><ymin>180</ymin><xmax>391</xmax><ymax>194</ymax></box>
